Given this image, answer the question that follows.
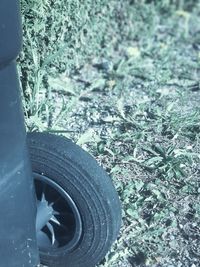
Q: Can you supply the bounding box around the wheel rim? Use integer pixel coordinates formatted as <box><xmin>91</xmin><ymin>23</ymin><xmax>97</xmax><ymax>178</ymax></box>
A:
<box><xmin>34</xmin><ymin>173</ymin><xmax>82</xmax><ymax>252</ymax></box>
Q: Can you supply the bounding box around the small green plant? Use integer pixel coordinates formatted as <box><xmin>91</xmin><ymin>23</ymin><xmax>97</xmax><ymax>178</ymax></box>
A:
<box><xmin>20</xmin><ymin>0</ymin><xmax>200</xmax><ymax>266</ymax></box>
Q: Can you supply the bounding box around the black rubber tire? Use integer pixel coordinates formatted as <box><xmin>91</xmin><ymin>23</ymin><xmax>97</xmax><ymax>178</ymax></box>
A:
<box><xmin>27</xmin><ymin>132</ymin><xmax>121</xmax><ymax>267</ymax></box>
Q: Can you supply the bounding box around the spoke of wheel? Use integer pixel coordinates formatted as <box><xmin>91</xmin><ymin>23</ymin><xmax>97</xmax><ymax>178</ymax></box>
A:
<box><xmin>41</xmin><ymin>182</ymin><xmax>47</xmax><ymax>200</ymax></box>
<box><xmin>50</xmin><ymin>215</ymin><xmax>61</xmax><ymax>226</ymax></box>
<box><xmin>47</xmin><ymin>222</ymin><xmax>56</xmax><ymax>245</ymax></box>
<box><xmin>41</xmin><ymin>191</ymin><xmax>46</xmax><ymax>203</ymax></box>
<box><xmin>53</xmin><ymin>210</ymin><xmax>60</xmax><ymax>216</ymax></box>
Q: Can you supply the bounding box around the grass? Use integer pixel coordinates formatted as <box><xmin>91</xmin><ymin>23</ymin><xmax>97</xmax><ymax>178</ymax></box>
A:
<box><xmin>20</xmin><ymin>0</ymin><xmax>200</xmax><ymax>266</ymax></box>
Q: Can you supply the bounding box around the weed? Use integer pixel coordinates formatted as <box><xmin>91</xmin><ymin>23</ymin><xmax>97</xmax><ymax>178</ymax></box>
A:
<box><xmin>20</xmin><ymin>0</ymin><xmax>200</xmax><ymax>266</ymax></box>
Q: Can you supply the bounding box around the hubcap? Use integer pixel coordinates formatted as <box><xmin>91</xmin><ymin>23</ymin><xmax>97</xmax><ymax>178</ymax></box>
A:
<box><xmin>34</xmin><ymin>173</ymin><xmax>82</xmax><ymax>251</ymax></box>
